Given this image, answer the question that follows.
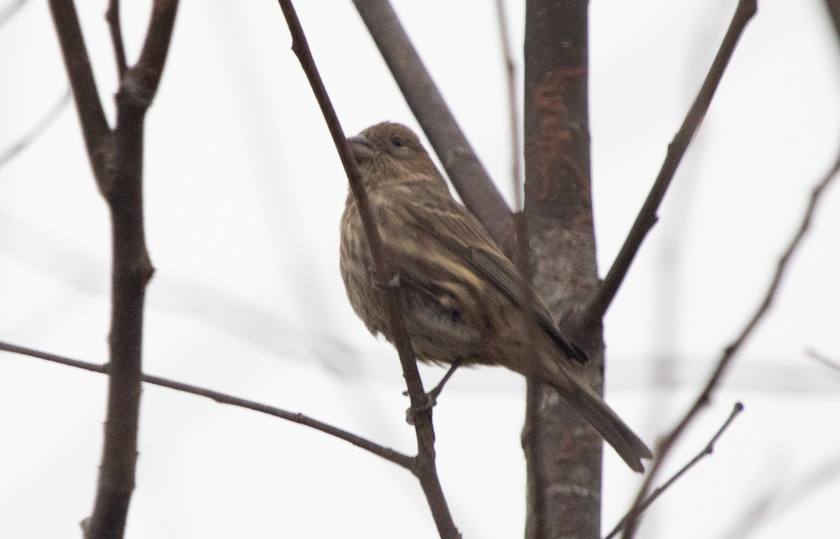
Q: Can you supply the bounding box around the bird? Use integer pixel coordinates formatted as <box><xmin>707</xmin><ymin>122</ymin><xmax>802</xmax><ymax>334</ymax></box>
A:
<box><xmin>339</xmin><ymin>121</ymin><xmax>652</xmax><ymax>472</ymax></box>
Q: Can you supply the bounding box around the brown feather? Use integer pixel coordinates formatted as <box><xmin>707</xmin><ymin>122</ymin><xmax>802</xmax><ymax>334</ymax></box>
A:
<box><xmin>340</xmin><ymin>122</ymin><xmax>652</xmax><ymax>471</ymax></box>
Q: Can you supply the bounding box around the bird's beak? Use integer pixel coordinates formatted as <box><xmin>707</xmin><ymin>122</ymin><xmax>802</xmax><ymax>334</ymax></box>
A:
<box><xmin>347</xmin><ymin>134</ymin><xmax>375</xmax><ymax>165</ymax></box>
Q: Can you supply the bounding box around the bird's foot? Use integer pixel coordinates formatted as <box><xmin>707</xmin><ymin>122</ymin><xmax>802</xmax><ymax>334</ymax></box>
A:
<box><xmin>404</xmin><ymin>359</ymin><xmax>463</xmax><ymax>425</ymax></box>
<box><xmin>405</xmin><ymin>392</ymin><xmax>437</xmax><ymax>425</ymax></box>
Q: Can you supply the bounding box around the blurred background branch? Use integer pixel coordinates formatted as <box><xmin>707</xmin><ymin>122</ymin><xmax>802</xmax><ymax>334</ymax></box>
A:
<box><xmin>621</xmin><ymin>137</ymin><xmax>840</xmax><ymax>539</ymax></box>
<box><xmin>352</xmin><ymin>0</ymin><xmax>512</xmax><ymax>247</ymax></box>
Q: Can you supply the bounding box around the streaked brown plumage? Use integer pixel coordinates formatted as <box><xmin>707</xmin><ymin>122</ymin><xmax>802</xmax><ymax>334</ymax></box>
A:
<box><xmin>339</xmin><ymin>122</ymin><xmax>652</xmax><ymax>472</ymax></box>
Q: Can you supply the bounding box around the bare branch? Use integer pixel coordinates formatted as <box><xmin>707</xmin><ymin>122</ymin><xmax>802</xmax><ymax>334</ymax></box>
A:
<box><xmin>0</xmin><ymin>89</ymin><xmax>71</xmax><ymax>168</ymax></box>
<box><xmin>619</xmin><ymin>140</ymin><xmax>840</xmax><ymax>539</ymax></box>
<box><xmin>47</xmin><ymin>0</ymin><xmax>113</xmax><ymax>187</ymax></box>
<box><xmin>824</xmin><ymin>0</ymin><xmax>840</xmax><ymax>47</ymax></box>
<box><xmin>577</xmin><ymin>0</ymin><xmax>757</xmax><ymax>333</ymax></box>
<box><xmin>121</xmin><ymin>0</ymin><xmax>179</xmax><ymax>109</ymax></box>
<box><xmin>493</xmin><ymin>1</ymin><xmax>546</xmax><ymax>535</ymax></box>
<box><xmin>352</xmin><ymin>0</ymin><xmax>512</xmax><ymax>248</ymax></box>
<box><xmin>495</xmin><ymin>0</ymin><xmax>522</xmax><ymax>212</ymax></box>
<box><xmin>806</xmin><ymin>348</ymin><xmax>840</xmax><ymax>376</ymax></box>
<box><xmin>106</xmin><ymin>0</ymin><xmax>127</xmax><ymax>80</ymax></box>
<box><xmin>0</xmin><ymin>0</ymin><xmax>29</xmax><ymax>29</ymax></box>
<box><xmin>273</xmin><ymin>2</ymin><xmax>459</xmax><ymax>537</ymax></box>
<box><xmin>0</xmin><ymin>340</ymin><xmax>415</xmax><ymax>471</ymax></box>
<box><xmin>49</xmin><ymin>1</ymin><xmax>183</xmax><ymax>537</ymax></box>
<box><xmin>719</xmin><ymin>451</ymin><xmax>840</xmax><ymax>539</ymax></box>
<box><xmin>604</xmin><ymin>402</ymin><xmax>744</xmax><ymax>539</ymax></box>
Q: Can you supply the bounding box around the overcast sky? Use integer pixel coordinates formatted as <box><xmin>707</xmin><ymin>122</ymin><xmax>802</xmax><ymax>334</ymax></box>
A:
<box><xmin>1</xmin><ymin>0</ymin><xmax>840</xmax><ymax>537</ymax></box>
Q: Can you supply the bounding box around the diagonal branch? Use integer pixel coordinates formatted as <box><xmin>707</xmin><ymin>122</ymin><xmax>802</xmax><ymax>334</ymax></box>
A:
<box><xmin>604</xmin><ymin>402</ymin><xmax>744</xmax><ymax>539</ymax></box>
<box><xmin>824</xmin><ymin>0</ymin><xmax>840</xmax><ymax>47</ymax></box>
<box><xmin>122</xmin><ymin>0</ymin><xmax>178</xmax><ymax>109</ymax></box>
<box><xmin>718</xmin><ymin>449</ymin><xmax>840</xmax><ymax>539</ymax></box>
<box><xmin>0</xmin><ymin>89</ymin><xmax>71</xmax><ymax>168</ymax></box>
<box><xmin>273</xmin><ymin>2</ymin><xmax>459</xmax><ymax>537</ymax></box>
<box><xmin>106</xmin><ymin>0</ymin><xmax>127</xmax><ymax>80</ymax></box>
<box><xmin>0</xmin><ymin>340</ymin><xmax>414</xmax><ymax>471</ymax></box>
<box><xmin>352</xmin><ymin>0</ymin><xmax>512</xmax><ymax>248</ymax></box>
<box><xmin>619</xmin><ymin>140</ymin><xmax>840</xmax><ymax>539</ymax></box>
<box><xmin>0</xmin><ymin>0</ymin><xmax>31</xmax><ymax>29</ymax></box>
<box><xmin>806</xmin><ymin>348</ymin><xmax>840</xmax><ymax>376</ymax></box>
<box><xmin>577</xmin><ymin>0</ymin><xmax>757</xmax><ymax>333</ymax></box>
<box><xmin>47</xmin><ymin>0</ymin><xmax>113</xmax><ymax>188</ymax></box>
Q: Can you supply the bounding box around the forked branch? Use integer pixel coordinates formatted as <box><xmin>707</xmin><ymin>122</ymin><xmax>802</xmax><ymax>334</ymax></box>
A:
<box><xmin>619</xmin><ymin>141</ymin><xmax>840</xmax><ymax>539</ymax></box>
<box><xmin>0</xmin><ymin>340</ymin><xmax>414</xmax><ymax>470</ymax></box>
<box><xmin>577</xmin><ymin>0</ymin><xmax>757</xmax><ymax>333</ymax></box>
<box><xmin>352</xmin><ymin>0</ymin><xmax>512</xmax><ymax>247</ymax></box>
<box><xmin>273</xmin><ymin>2</ymin><xmax>459</xmax><ymax>537</ymax></box>
<box><xmin>604</xmin><ymin>402</ymin><xmax>744</xmax><ymax>539</ymax></box>
<box><xmin>48</xmin><ymin>2</ymin><xmax>180</xmax><ymax>538</ymax></box>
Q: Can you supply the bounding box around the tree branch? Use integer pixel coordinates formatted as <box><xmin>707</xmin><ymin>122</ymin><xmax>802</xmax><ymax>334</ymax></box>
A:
<box><xmin>49</xmin><ymin>2</ymin><xmax>180</xmax><ymax>537</ymax></box>
<box><xmin>352</xmin><ymin>0</ymin><xmax>512</xmax><ymax>248</ymax></box>
<box><xmin>47</xmin><ymin>0</ymin><xmax>113</xmax><ymax>188</ymax></box>
<box><xmin>494</xmin><ymin>1</ymin><xmax>547</xmax><ymax>536</ymax></box>
<box><xmin>0</xmin><ymin>89</ymin><xmax>71</xmax><ymax>168</ymax></box>
<box><xmin>718</xmin><ymin>450</ymin><xmax>840</xmax><ymax>539</ymax></box>
<box><xmin>0</xmin><ymin>0</ymin><xmax>31</xmax><ymax>31</ymax></box>
<box><xmin>806</xmin><ymin>348</ymin><xmax>840</xmax><ymax>376</ymax></box>
<box><xmin>823</xmin><ymin>0</ymin><xmax>840</xmax><ymax>47</ymax></box>
<box><xmin>604</xmin><ymin>402</ymin><xmax>744</xmax><ymax>539</ymax></box>
<box><xmin>577</xmin><ymin>0</ymin><xmax>757</xmax><ymax>333</ymax></box>
<box><xmin>619</xmin><ymin>141</ymin><xmax>840</xmax><ymax>539</ymax></box>
<box><xmin>273</xmin><ymin>2</ymin><xmax>459</xmax><ymax>537</ymax></box>
<box><xmin>522</xmin><ymin>1</ymin><xmax>605</xmax><ymax>536</ymax></box>
<box><xmin>0</xmin><ymin>340</ymin><xmax>415</xmax><ymax>471</ymax></box>
<box><xmin>106</xmin><ymin>0</ymin><xmax>127</xmax><ymax>80</ymax></box>
<box><xmin>123</xmin><ymin>0</ymin><xmax>178</xmax><ymax>108</ymax></box>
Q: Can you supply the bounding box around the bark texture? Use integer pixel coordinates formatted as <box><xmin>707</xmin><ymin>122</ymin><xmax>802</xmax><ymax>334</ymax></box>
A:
<box><xmin>523</xmin><ymin>1</ymin><xmax>604</xmax><ymax>538</ymax></box>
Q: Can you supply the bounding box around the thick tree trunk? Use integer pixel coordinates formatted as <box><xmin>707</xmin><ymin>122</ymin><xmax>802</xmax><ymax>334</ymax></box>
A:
<box><xmin>523</xmin><ymin>1</ymin><xmax>605</xmax><ymax>538</ymax></box>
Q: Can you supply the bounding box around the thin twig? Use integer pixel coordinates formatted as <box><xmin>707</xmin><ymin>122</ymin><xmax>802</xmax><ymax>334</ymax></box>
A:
<box><xmin>494</xmin><ymin>1</ymin><xmax>544</xmax><ymax>536</ymax></box>
<box><xmin>495</xmin><ymin>0</ymin><xmax>522</xmax><ymax>212</ymax></box>
<box><xmin>0</xmin><ymin>340</ymin><xmax>415</xmax><ymax>470</ymax></box>
<box><xmin>604</xmin><ymin>402</ymin><xmax>744</xmax><ymax>539</ymax></box>
<box><xmin>806</xmin><ymin>348</ymin><xmax>840</xmax><ymax>376</ymax></box>
<box><xmin>352</xmin><ymin>0</ymin><xmax>511</xmax><ymax>248</ymax></box>
<box><xmin>0</xmin><ymin>0</ymin><xmax>29</xmax><ymax>30</ymax></box>
<box><xmin>718</xmin><ymin>450</ymin><xmax>840</xmax><ymax>539</ymax></box>
<box><xmin>619</xmin><ymin>141</ymin><xmax>840</xmax><ymax>539</ymax></box>
<box><xmin>273</xmin><ymin>2</ymin><xmax>459</xmax><ymax>537</ymax></box>
<box><xmin>0</xmin><ymin>89</ymin><xmax>71</xmax><ymax>168</ymax></box>
<box><xmin>47</xmin><ymin>0</ymin><xmax>113</xmax><ymax>187</ymax></box>
<box><xmin>106</xmin><ymin>0</ymin><xmax>127</xmax><ymax>80</ymax></box>
<box><xmin>577</xmin><ymin>0</ymin><xmax>758</xmax><ymax>333</ymax></box>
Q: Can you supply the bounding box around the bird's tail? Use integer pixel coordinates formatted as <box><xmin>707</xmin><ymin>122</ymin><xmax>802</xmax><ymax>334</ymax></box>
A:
<box><xmin>537</xmin><ymin>350</ymin><xmax>652</xmax><ymax>473</ymax></box>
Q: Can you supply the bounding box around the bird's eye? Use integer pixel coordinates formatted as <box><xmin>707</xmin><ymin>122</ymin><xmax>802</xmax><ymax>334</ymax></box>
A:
<box><xmin>392</xmin><ymin>136</ymin><xmax>404</xmax><ymax>147</ymax></box>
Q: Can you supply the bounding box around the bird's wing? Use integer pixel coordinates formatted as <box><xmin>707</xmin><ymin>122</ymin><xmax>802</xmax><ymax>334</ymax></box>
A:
<box><xmin>387</xmin><ymin>182</ymin><xmax>588</xmax><ymax>364</ymax></box>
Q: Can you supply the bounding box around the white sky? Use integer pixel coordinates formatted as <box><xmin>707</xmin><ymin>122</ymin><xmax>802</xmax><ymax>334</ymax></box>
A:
<box><xmin>1</xmin><ymin>0</ymin><xmax>840</xmax><ymax>537</ymax></box>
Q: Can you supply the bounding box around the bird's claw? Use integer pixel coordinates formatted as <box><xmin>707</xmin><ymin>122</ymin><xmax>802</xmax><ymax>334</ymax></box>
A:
<box><xmin>405</xmin><ymin>391</ymin><xmax>438</xmax><ymax>425</ymax></box>
<box><xmin>403</xmin><ymin>359</ymin><xmax>462</xmax><ymax>425</ymax></box>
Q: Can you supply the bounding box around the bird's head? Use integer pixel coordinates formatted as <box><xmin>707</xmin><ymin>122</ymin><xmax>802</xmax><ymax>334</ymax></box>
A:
<box><xmin>347</xmin><ymin>122</ymin><xmax>446</xmax><ymax>190</ymax></box>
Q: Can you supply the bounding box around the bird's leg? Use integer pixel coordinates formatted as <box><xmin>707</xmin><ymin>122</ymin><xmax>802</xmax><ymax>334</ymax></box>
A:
<box><xmin>405</xmin><ymin>358</ymin><xmax>463</xmax><ymax>425</ymax></box>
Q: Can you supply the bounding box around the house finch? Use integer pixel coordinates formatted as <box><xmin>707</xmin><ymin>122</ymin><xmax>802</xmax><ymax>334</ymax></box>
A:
<box><xmin>340</xmin><ymin>122</ymin><xmax>652</xmax><ymax>472</ymax></box>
